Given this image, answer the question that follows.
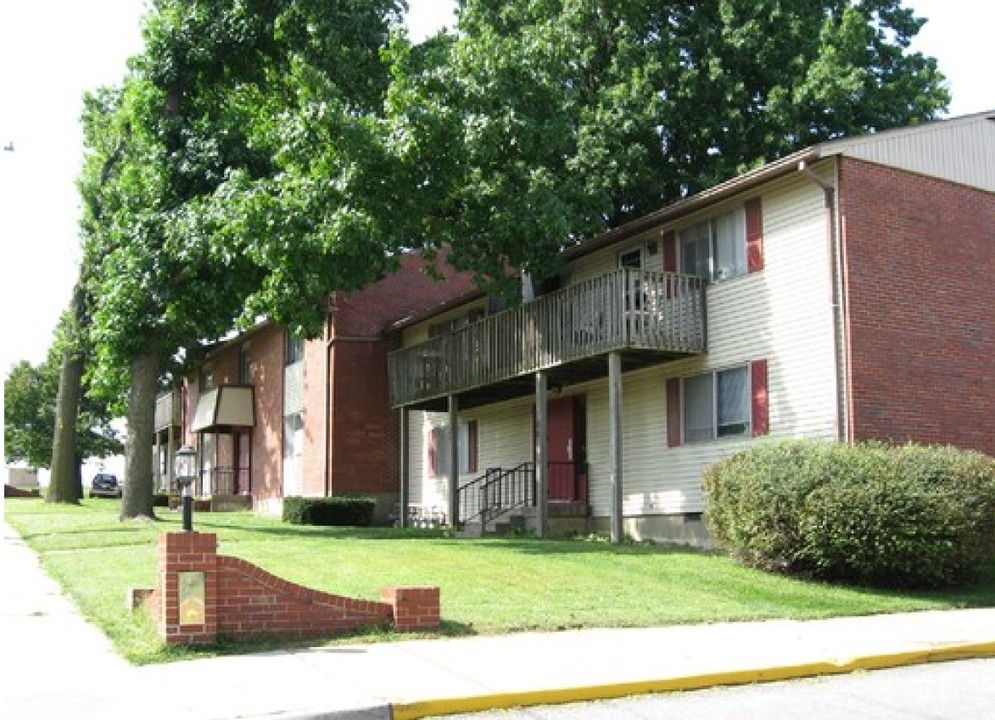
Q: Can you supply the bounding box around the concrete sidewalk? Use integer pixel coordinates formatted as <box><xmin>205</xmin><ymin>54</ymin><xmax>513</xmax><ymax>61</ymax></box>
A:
<box><xmin>3</xmin><ymin>521</ymin><xmax>994</xmax><ymax>720</ymax></box>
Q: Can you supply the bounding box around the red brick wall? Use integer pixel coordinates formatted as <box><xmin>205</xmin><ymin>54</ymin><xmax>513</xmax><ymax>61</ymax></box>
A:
<box><xmin>329</xmin><ymin>340</ymin><xmax>395</xmax><ymax>495</ymax></box>
<box><xmin>839</xmin><ymin>158</ymin><xmax>995</xmax><ymax>457</ymax></box>
<box><xmin>181</xmin><ymin>250</ymin><xmax>476</xmax><ymax>509</ymax></box>
<box><xmin>333</xmin><ymin>250</ymin><xmax>477</xmax><ymax>337</ymax></box>
<box><xmin>250</xmin><ymin>326</ymin><xmax>286</xmax><ymax>501</ymax></box>
<box><xmin>320</xmin><ymin>251</ymin><xmax>475</xmax><ymax>509</ymax></box>
<box><xmin>216</xmin><ymin>555</ymin><xmax>393</xmax><ymax>639</ymax></box>
<box><xmin>153</xmin><ymin>532</ymin><xmax>440</xmax><ymax>645</ymax></box>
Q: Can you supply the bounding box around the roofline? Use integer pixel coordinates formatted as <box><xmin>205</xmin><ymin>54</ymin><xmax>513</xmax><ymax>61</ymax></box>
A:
<box><xmin>389</xmin><ymin>287</ymin><xmax>487</xmax><ymax>332</ymax></box>
<box><xmin>564</xmin><ymin>146</ymin><xmax>824</xmax><ymax>261</ymax></box>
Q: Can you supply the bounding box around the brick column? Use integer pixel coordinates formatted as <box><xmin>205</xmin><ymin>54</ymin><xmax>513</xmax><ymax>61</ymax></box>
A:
<box><xmin>159</xmin><ymin>532</ymin><xmax>218</xmax><ymax>645</ymax></box>
<box><xmin>382</xmin><ymin>586</ymin><xmax>440</xmax><ymax>632</ymax></box>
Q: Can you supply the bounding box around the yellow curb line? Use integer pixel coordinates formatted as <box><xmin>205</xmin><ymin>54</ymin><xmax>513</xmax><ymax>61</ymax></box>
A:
<box><xmin>390</xmin><ymin>640</ymin><xmax>995</xmax><ymax>720</ymax></box>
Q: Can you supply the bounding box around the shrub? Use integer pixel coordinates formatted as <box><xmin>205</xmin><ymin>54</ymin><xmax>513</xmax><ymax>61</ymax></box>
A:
<box><xmin>703</xmin><ymin>440</ymin><xmax>995</xmax><ymax>588</ymax></box>
<box><xmin>282</xmin><ymin>496</ymin><xmax>375</xmax><ymax>527</ymax></box>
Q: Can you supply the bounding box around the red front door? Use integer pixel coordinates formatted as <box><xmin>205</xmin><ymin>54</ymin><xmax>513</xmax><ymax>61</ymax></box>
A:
<box><xmin>545</xmin><ymin>396</ymin><xmax>586</xmax><ymax>502</ymax></box>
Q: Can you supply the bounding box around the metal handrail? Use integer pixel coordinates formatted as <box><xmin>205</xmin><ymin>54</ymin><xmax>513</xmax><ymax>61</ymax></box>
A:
<box><xmin>458</xmin><ymin>462</ymin><xmax>536</xmax><ymax>526</ymax></box>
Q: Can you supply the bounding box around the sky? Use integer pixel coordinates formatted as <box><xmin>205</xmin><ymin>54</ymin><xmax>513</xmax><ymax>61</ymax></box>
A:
<box><xmin>0</xmin><ymin>0</ymin><xmax>991</xmax><ymax>381</ymax></box>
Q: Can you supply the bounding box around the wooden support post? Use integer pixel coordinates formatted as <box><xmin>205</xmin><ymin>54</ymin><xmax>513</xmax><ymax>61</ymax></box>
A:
<box><xmin>609</xmin><ymin>351</ymin><xmax>623</xmax><ymax>543</ymax></box>
<box><xmin>535</xmin><ymin>371</ymin><xmax>548</xmax><ymax>539</ymax></box>
<box><xmin>399</xmin><ymin>408</ymin><xmax>409</xmax><ymax>528</ymax></box>
<box><xmin>448</xmin><ymin>395</ymin><xmax>459</xmax><ymax>527</ymax></box>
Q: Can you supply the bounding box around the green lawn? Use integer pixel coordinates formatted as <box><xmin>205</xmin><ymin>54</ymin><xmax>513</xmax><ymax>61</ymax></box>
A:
<box><xmin>6</xmin><ymin>497</ymin><xmax>994</xmax><ymax>665</ymax></box>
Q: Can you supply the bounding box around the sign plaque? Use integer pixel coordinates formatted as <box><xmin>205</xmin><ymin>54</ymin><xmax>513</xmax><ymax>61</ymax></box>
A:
<box><xmin>178</xmin><ymin>571</ymin><xmax>206</xmax><ymax>625</ymax></box>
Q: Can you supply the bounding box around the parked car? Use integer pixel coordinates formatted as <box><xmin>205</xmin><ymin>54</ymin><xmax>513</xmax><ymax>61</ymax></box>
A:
<box><xmin>89</xmin><ymin>473</ymin><xmax>122</xmax><ymax>499</ymax></box>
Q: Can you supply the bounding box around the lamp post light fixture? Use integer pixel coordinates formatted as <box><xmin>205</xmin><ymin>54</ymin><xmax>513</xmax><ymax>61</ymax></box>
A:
<box><xmin>175</xmin><ymin>444</ymin><xmax>198</xmax><ymax>532</ymax></box>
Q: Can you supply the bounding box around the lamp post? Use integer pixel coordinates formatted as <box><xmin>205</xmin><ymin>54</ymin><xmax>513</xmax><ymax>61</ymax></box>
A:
<box><xmin>175</xmin><ymin>445</ymin><xmax>197</xmax><ymax>532</ymax></box>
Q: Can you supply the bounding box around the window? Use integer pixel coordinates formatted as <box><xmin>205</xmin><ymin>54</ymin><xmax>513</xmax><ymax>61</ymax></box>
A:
<box><xmin>680</xmin><ymin>206</ymin><xmax>747</xmax><ymax>282</ymax></box>
<box><xmin>428</xmin><ymin>308</ymin><xmax>485</xmax><ymax>338</ymax></box>
<box><xmin>285</xmin><ymin>334</ymin><xmax>304</xmax><ymax>366</ymax></box>
<box><xmin>239</xmin><ymin>343</ymin><xmax>252</xmax><ymax>384</ymax></box>
<box><xmin>282</xmin><ymin>411</ymin><xmax>304</xmax><ymax>496</ymax></box>
<box><xmin>667</xmin><ymin>360</ymin><xmax>768</xmax><ymax>447</ymax></box>
<box><xmin>283</xmin><ymin>412</ymin><xmax>304</xmax><ymax>460</ymax></box>
<box><xmin>199</xmin><ymin>365</ymin><xmax>215</xmax><ymax>392</ymax></box>
<box><xmin>428</xmin><ymin>420</ymin><xmax>478</xmax><ymax>476</ymax></box>
<box><xmin>683</xmin><ymin>366</ymin><xmax>751</xmax><ymax>442</ymax></box>
<box><xmin>617</xmin><ymin>246</ymin><xmax>643</xmax><ymax>269</ymax></box>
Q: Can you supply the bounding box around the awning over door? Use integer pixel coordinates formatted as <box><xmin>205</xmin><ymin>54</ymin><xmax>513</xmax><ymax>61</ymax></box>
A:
<box><xmin>191</xmin><ymin>386</ymin><xmax>255</xmax><ymax>432</ymax></box>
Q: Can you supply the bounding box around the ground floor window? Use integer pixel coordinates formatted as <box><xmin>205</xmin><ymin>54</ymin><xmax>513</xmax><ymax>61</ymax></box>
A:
<box><xmin>683</xmin><ymin>366</ymin><xmax>751</xmax><ymax>442</ymax></box>
<box><xmin>282</xmin><ymin>411</ymin><xmax>304</xmax><ymax>496</ymax></box>
<box><xmin>428</xmin><ymin>420</ymin><xmax>478</xmax><ymax>476</ymax></box>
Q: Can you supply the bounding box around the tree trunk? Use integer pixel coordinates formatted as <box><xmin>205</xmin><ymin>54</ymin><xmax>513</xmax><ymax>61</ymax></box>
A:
<box><xmin>47</xmin><ymin>285</ymin><xmax>86</xmax><ymax>504</ymax></box>
<box><xmin>120</xmin><ymin>344</ymin><xmax>159</xmax><ymax>519</ymax></box>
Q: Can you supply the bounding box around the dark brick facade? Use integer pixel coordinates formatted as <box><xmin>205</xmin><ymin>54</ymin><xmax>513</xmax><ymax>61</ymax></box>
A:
<box><xmin>184</xmin><ymin>251</ymin><xmax>475</xmax><ymax>514</ymax></box>
<box><xmin>839</xmin><ymin>157</ymin><xmax>995</xmax><ymax>457</ymax></box>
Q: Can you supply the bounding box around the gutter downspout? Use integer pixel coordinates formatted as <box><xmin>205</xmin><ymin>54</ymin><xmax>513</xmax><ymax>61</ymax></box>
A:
<box><xmin>323</xmin><ymin>296</ymin><xmax>335</xmax><ymax>497</ymax></box>
<box><xmin>798</xmin><ymin>160</ymin><xmax>847</xmax><ymax>442</ymax></box>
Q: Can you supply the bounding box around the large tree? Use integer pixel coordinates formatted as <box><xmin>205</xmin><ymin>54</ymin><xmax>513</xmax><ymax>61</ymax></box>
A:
<box><xmin>76</xmin><ymin>0</ymin><xmax>949</xmax><ymax>520</ymax></box>
<box><xmin>385</xmin><ymin>0</ymin><xmax>949</xmax><ymax>289</ymax></box>
<box><xmin>4</xmin><ymin>306</ymin><xmax>123</xmax><ymax>501</ymax></box>
<box><xmin>79</xmin><ymin>0</ymin><xmax>409</xmax><ymax>519</ymax></box>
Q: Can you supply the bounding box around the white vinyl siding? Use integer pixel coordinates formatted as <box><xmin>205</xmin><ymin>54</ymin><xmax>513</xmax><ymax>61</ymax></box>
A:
<box><xmin>568</xmin><ymin>231</ymin><xmax>664</xmax><ymax>284</ymax></box>
<box><xmin>405</xmin><ymin>171</ymin><xmax>841</xmax><ymax>522</ymax></box>
<box><xmin>407</xmin><ymin>400</ymin><xmax>535</xmax><ymax>511</ymax></box>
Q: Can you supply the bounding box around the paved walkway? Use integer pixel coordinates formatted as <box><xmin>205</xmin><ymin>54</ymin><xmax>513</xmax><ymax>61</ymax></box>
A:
<box><xmin>3</xmin><ymin>521</ymin><xmax>994</xmax><ymax>720</ymax></box>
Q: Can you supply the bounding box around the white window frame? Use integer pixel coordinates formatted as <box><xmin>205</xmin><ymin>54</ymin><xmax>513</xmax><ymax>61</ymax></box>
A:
<box><xmin>682</xmin><ymin>365</ymin><xmax>751</xmax><ymax>443</ymax></box>
<box><xmin>679</xmin><ymin>206</ymin><xmax>746</xmax><ymax>283</ymax></box>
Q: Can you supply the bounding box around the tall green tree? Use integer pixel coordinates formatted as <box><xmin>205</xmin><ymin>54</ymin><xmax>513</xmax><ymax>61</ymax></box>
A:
<box><xmin>79</xmin><ymin>0</ymin><xmax>408</xmax><ymax>518</ymax></box>
<box><xmin>385</xmin><ymin>0</ymin><xmax>949</xmax><ymax>289</ymax></box>
<box><xmin>4</xmin><ymin>308</ymin><xmax>123</xmax><ymax>499</ymax></box>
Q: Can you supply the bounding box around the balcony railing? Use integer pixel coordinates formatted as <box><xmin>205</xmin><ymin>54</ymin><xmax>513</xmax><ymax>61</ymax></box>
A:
<box><xmin>154</xmin><ymin>390</ymin><xmax>182</xmax><ymax>431</ymax></box>
<box><xmin>389</xmin><ymin>268</ymin><xmax>705</xmax><ymax>407</ymax></box>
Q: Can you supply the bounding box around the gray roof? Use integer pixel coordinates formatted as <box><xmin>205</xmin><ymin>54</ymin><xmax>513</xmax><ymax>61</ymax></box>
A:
<box><xmin>818</xmin><ymin>109</ymin><xmax>995</xmax><ymax>192</ymax></box>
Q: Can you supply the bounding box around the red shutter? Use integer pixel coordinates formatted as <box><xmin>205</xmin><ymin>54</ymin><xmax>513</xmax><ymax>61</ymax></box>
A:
<box><xmin>467</xmin><ymin>420</ymin><xmax>478</xmax><ymax>474</ymax></box>
<box><xmin>745</xmin><ymin>197</ymin><xmax>763</xmax><ymax>273</ymax></box>
<box><xmin>666</xmin><ymin>378</ymin><xmax>681</xmax><ymax>447</ymax></box>
<box><xmin>751</xmin><ymin>359</ymin><xmax>769</xmax><ymax>437</ymax></box>
<box><xmin>428</xmin><ymin>427</ymin><xmax>438</xmax><ymax>475</ymax></box>
<box><xmin>662</xmin><ymin>230</ymin><xmax>677</xmax><ymax>273</ymax></box>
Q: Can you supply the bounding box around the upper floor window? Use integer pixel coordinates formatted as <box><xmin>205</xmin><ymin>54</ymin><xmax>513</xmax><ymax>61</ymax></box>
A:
<box><xmin>285</xmin><ymin>334</ymin><xmax>304</xmax><ymax>366</ymax></box>
<box><xmin>199</xmin><ymin>365</ymin><xmax>215</xmax><ymax>392</ymax></box>
<box><xmin>683</xmin><ymin>366</ymin><xmax>750</xmax><ymax>442</ymax></box>
<box><xmin>428</xmin><ymin>308</ymin><xmax>485</xmax><ymax>339</ymax></box>
<box><xmin>617</xmin><ymin>246</ymin><xmax>643</xmax><ymax>270</ymax></box>
<box><xmin>239</xmin><ymin>343</ymin><xmax>252</xmax><ymax>384</ymax></box>
<box><xmin>680</xmin><ymin>206</ymin><xmax>747</xmax><ymax>283</ymax></box>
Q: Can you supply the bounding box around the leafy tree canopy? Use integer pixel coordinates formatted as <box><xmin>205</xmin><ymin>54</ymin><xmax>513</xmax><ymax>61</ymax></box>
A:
<box><xmin>80</xmin><ymin>0</ymin><xmax>409</xmax><ymax>402</ymax></box>
<box><xmin>4</xmin><ymin>332</ymin><xmax>123</xmax><ymax>470</ymax></box>
<box><xmin>385</xmin><ymin>0</ymin><xmax>949</xmax><ymax>290</ymax></box>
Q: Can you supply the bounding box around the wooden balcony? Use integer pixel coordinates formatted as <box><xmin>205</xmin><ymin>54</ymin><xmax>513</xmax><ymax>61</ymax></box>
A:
<box><xmin>154</xmin><ymin>390</ymin><xmax>182</xmax><ymax>432</ymax></box>
<box><xmin>389</xmin><ymin>269</ymin><xmax>706</xmax><ymax>410</ymax></box>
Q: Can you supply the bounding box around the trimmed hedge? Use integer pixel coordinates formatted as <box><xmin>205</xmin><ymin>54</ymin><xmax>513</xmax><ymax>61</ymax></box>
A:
<box><xmin>282</xmin><ymin>496</ymin><xmax>375</xmax><ymax>527</ymax></box>
<box><xmin>703</xmin><ymin>440</ymin><xmax>995</xmax><ymax>588</ymax></box>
